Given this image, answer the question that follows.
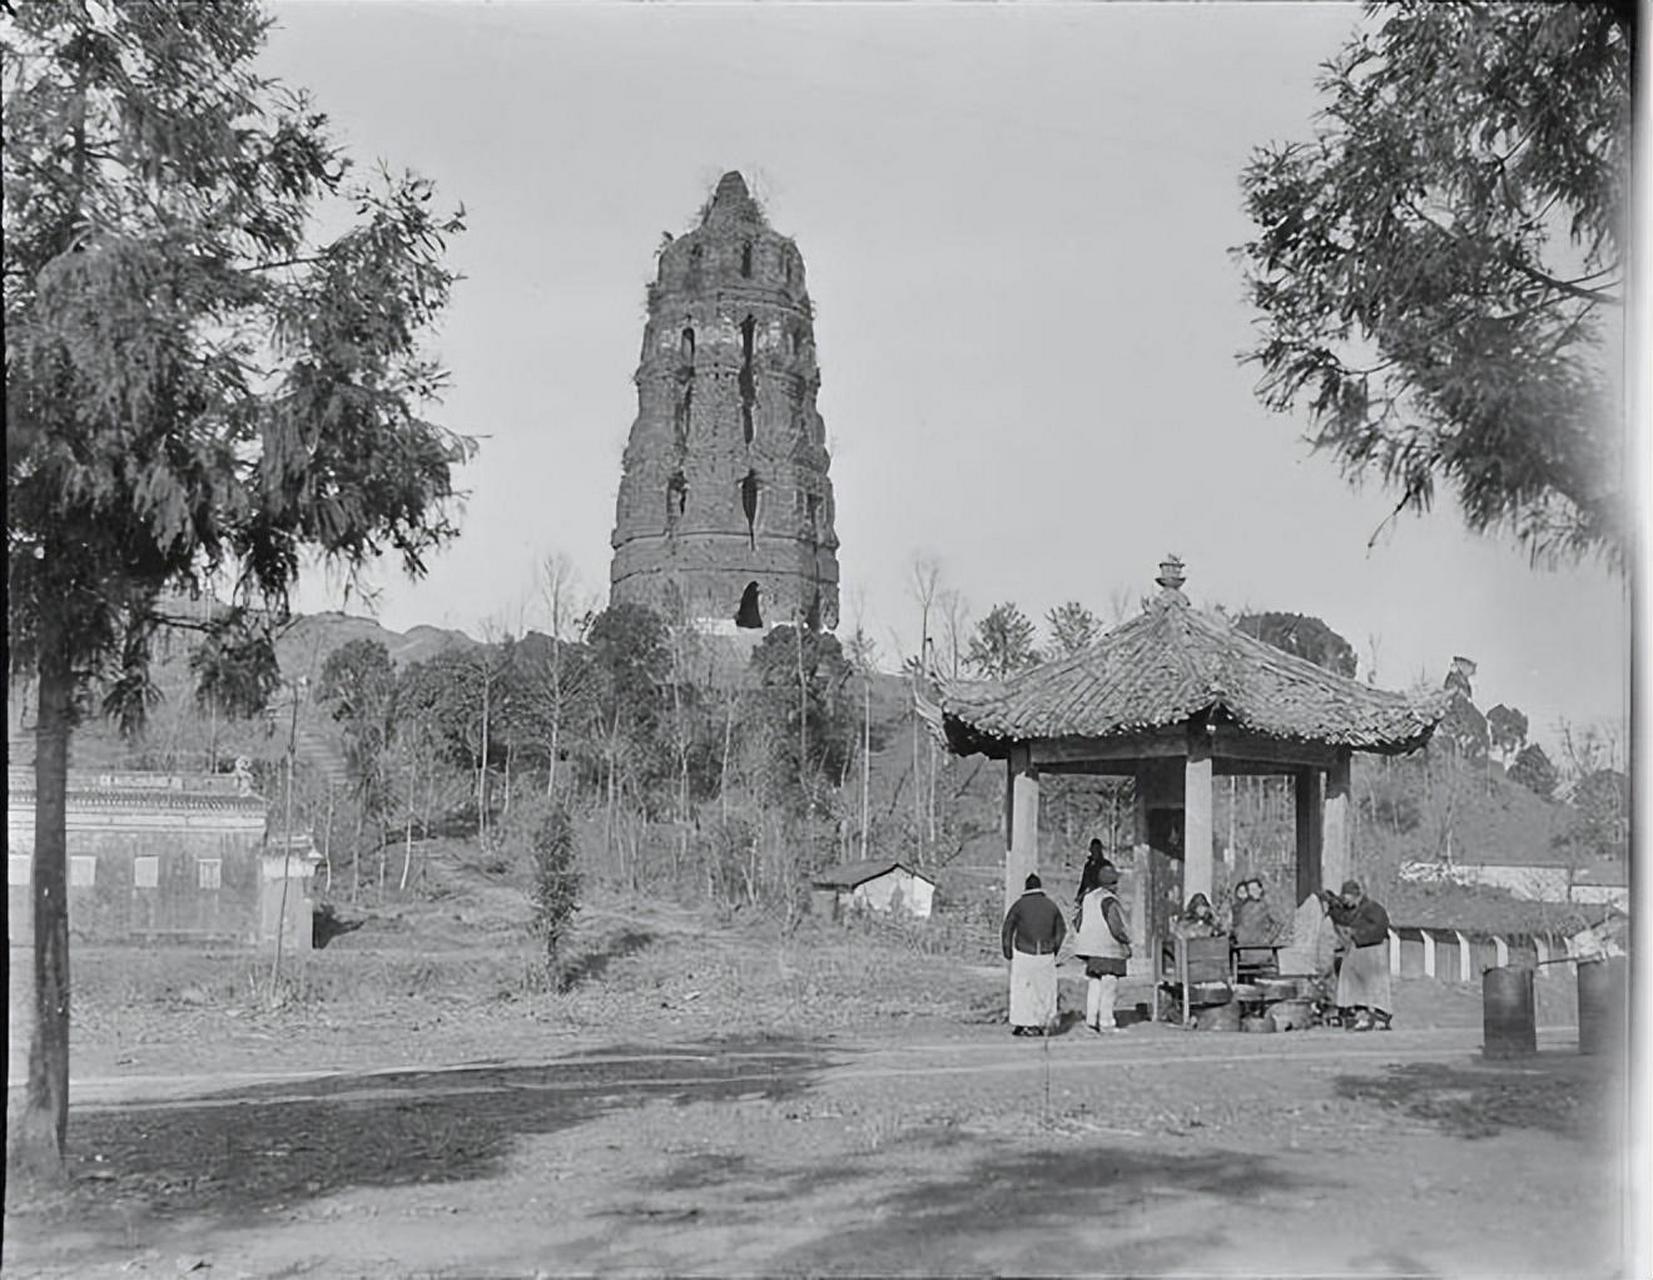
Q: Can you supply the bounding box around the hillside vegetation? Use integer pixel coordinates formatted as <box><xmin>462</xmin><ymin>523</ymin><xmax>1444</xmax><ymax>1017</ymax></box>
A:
<box><xmin>7</xmin><ymin>602</ymin><xmax>1622</xmax><ymax>943</ymax></box>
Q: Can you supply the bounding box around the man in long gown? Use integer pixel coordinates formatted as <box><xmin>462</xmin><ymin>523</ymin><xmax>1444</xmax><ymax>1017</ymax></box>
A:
<box><xmin>1001</xmin><ymin>873</ymin><xmax>1067</xmax><ymax>1036</ymax></box>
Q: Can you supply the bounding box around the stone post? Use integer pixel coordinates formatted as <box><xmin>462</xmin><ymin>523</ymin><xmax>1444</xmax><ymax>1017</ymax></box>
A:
<box><xmin>1004</xmin><ymin>743</ymin><xmax>1040</xmax><ymax>911</ymax></box>
<box><xmin>1184</xmin><ymin>729</ymin><xmax>1214</xmax><ymax>905</ymax></box>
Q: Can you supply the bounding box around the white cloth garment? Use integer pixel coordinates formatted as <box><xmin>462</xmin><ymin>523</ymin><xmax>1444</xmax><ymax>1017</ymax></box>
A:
<box><xmin>1008</xmin><ymin>951</ymin><xmax>1059</xmax><ymax>1029</ymax></box>
<box><xmin>1086</xmin><ymin>973</ymin><xmax>1121</xmax><ymax>1029</ymax></box>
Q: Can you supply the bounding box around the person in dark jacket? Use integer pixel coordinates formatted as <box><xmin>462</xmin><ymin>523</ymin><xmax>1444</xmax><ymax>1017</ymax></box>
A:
<box><xmin>1231</xmin><ymin>878</ymin><xmax>1281</xmax><ymax>948</ymax></box>
<box><xmin>1002</xmin><ymin>873</ymin><xmax>1067</xmax><ymax>1036</ymax></box>
<box><xmin>1327</xmin><ymin>879</ymin><xmax>1392</xmax><ymax>1030</ymax></box>
<box><xmin>1073</xmin><ymin>861</ymin><xmax>1132</xmax><ymax>1032</ymax></box>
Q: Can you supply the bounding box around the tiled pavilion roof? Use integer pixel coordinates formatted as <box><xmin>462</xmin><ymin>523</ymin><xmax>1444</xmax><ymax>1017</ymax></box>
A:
<box><xmin>938</xmin><ymin>559</ymin><xmax>1447</xmax><ymax>761</ymax></box>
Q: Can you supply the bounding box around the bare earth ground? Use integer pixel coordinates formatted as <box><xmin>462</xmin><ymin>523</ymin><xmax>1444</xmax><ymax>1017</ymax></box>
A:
<box><xmin>5</xmin><ymin>894</ymin><xmax>1634</xmax><ymax>1279</ymax></box>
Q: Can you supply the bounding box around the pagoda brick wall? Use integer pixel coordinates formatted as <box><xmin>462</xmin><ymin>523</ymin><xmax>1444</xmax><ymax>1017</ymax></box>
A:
<box><xmin>609</xmin><ymin>172</ymin><xmax>840</xmax><ymax>631</ymax></box>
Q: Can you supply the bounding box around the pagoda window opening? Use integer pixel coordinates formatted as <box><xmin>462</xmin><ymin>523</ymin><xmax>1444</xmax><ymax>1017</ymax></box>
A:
<box><xmin>674</xmin><ymin>379</ymin><xmax>693</xmax><ymax>445</ymax></box>
<box><xmin>680</xmin><ymin>327</ymin><xmax>695</xmax><ymax>361</ymax></box>
<box><xmin>740</xmin><ymin>470</ymin><xmax>760</xmax><ymax>546</ymax></box>
<box><xmin>735</xmin><ymin>581</ymin><xmax>764</xmax><ymax>630</ymax></box>
<box><xmin>739</xmin><ymin>315</ymin><xmax>757</xmax><ymax>444</ymax></box>
<box><xmin>741</xmin><ymin>242</ymin><xmax>754</xmax><ymax>277</ymax></box>
<box><xmin>666</xmin><ymin>471</ymin><xmax>688</xmax><ymax>522</ymax></box>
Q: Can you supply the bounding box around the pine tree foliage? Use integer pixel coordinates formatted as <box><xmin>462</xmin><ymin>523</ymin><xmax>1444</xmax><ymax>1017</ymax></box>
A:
<box><xmin>1045</xmin><ymin>601</ymin><xmax>1102</xmax><ymax>656</ymax></box>
<box><xmin>967</xmin><ymin>603</ymin><xmax>1041</xmax><ymax>679</ymax></box>
<box><xmin>6</xmin><ymin>0</ymin><xmax>472</xmax><ymax>689</ymax></box>
<box><xmin>3</xmin><ymin>0</ymin><xmax>472</xmax><ymax>1177</ymax></box>
<box><xmin>1237</xmin><ymin>2</ymin><xmax>1632</xmax><ymax>567</ymax></box>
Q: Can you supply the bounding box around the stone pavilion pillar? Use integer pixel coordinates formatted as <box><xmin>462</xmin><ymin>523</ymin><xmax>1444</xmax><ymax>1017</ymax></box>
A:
<box><xmin>1183</xmin><ymin>728</ymin><xmax>1214</xmax><ymax>905</ymax></box>
<box><xmin>1322</xmin><ymin>748</ymin><xmax>1353</xmax><ymax>892</ymax></box>
<box><xmin>1004</xmin><ymin>743</ymin><xmax>1040</xmax><ymax>911</ymax></box>
<box><xmin>1294</xmin><ymin>766</ymin><xmax>1324</xmax><ymax>904</ymax></box>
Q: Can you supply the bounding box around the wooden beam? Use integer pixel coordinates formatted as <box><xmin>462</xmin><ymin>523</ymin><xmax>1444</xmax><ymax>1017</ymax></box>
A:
<box><xmin>1322</xmin><ymin>747</ymin><xmax>1352</xmax><ymax>892</ymax></box>
<box><xmin>1210</xmin><ymin>726</ymin><xmax>1340</xmax><ymax>771</ymax></box>
<box><xmin>1036</xmin><ymin>760</ymin><xmax>1140</xmax><ymax>777</ymax></box>
<box><xmin>1184</xmin><ymin>728</ymin><xmax>1214</xmax><ymax>905</ymax></box>
<box><xmin>1028</xmin><ymin>729</ymin><xmax>1186</xmax><ymax>768</ymax></box>
<box><xmin>1214</xmin><ymin>759</ymin><xmax>1302</xmax><ymax>777</ymax></box>
<box><xmin>1005</xmin><ymin>743</ymin><xmax>1040</xmax><ymax>911</ymax></box>
<box><xmin>1294</xmin><ymin>767</ymin><xmax>1323</xmax><ymax>904</ymax></box>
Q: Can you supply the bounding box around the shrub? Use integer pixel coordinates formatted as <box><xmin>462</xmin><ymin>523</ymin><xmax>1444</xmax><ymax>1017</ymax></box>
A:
<box><xmin>526</xmin><ymin>803</ymin><xmax>581</xmax><ymax>986</ymax></box>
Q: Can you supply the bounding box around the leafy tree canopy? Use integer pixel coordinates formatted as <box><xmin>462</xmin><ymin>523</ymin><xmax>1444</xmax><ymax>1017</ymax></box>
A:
<box><xmin>6</xmin><ymin>0</ymin><xmax>472</xmax><ymax>700</ymax></box>
<box><xmin>1237</xmin><ymin>2</ymin><xmax>1632</xmax><ymax>568</ymax></box>
<box><xmin>1235</xmin><ymin>611</ymin><xmax>1358</xmax><ymax>678</ymax></box>
<box><xmin>1562</xmin><ymin>767</ymin><xmax>1629</xmax><ymax>862</ymax></box>
<box><xmin>748</xmin><ymin>623</ymin><xmax>855</xmax><ymax>810</ymax></box>
<box><xmin>1508</xmin><ymin>741</ymin><xmax>1558</xmax><ymax>799</ymax></box>
<box><xmin>318</xmin><ymin>638</ymin><xmax>396</xmax><ymax>729</ymax></box>
<box><xmin>586</xmin><ymin>603</ymin><xmax>670</xmax><ymax>725</ymax></box>
<box><xmin>1486</xmin><ymin>703</ymin><xmax>1529</xmax><ymax>759</ymax></box>
<box><xmin>189</xmin><ymin>611</ymin><xmax>284</xmax><ymax>724</ymax></box>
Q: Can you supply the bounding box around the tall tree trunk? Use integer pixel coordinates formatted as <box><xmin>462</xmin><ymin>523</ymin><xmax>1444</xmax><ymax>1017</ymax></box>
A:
<box><xmin>400</xmin><ymin>750</ymin><xmax>415</xmax><ymax>893</ymax></box>
<box><xmin>352</xmin><ymin>802</ymin><xmax>364</xmax><ymax>902</ymax></box>
<box><xmin>11</xmin><ymin>610</ymin><xmax>73</xmax><ymax>1179</ymax></box>
<box><xmin>927</xmin><ymin>738</ymin><xmax>937</xmax><ymax>845</ymax></box>
<box><xmin>910</xmin><ymin>702</ymin><xmax>920</xmax><ymax>840</ymax></box>
<box><xmin>421</xmin><ymin>748</ymin><xmax>435</xmax><ymax>873</ymax></box>
<box><xmin>860</xmin><ymin>675</ymin><xmax>870</xmax><ymax>859</ymax></box>
<box><xmin>502</xmin><ymin>740</ymin><xmax>514</xmax><ymax>820</ymax></box>
<box><xmin>269</xmin><ymin>692</ymin><xmax>301</xmax><ymax>999</ymax></box>
<box><xmin>477</xmin><ymin>670</ymin><xmax>490</xmax><ymax>845</ymax></box>
<box><xmin>603</xmin><ymin>719</ymin><xmax>619</xmax><ymax>864</ymax></box>
<box><xmin>321</xmin><ymin>784</ymin><xmax>335</xmax><ymax>893</ymax></box>
<box><xmin>720</xmin><ymin>692</ymin><xmax>734</xmax><ymax>823</ymax></box>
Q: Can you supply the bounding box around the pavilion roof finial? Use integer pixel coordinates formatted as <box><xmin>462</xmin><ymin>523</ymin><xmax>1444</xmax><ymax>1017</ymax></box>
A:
<box><xmin>1155</xmin><ymin>554</ymin><xmax>1187</xmax><ymax>592</ymax></box>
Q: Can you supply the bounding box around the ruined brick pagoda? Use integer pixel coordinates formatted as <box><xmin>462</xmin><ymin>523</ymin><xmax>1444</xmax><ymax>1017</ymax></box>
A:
<box><xmin>609</xmin><ymin>171</ymin><xmax>840</xmax><ymax>633</ymax></box>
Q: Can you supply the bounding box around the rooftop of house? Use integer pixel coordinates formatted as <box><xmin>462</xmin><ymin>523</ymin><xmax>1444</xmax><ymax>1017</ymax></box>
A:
<box><xmin>812</xmin><ymin>859</ymin><xmax>935</xmax><ymax>890</ymax></box>
<box><xmin>7</xmin><ymin>766</ymin><xmax>268</xmax><ymax>815</ymax></box>
<box><xmin>1386</xmin><ymin>879</ymin><xmax>1622</xmax><ymax>936</ymax></box>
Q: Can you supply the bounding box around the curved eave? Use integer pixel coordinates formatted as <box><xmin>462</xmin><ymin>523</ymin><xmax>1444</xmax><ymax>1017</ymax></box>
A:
<box><xmin>940</xmin><ymin>693</ymin><xmax>1444</xmax><ymax>762</ymax></box>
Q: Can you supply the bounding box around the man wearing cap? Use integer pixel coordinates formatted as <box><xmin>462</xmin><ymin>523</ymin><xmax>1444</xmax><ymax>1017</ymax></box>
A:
<box><xmin>1073</xmin><ymin>858</ymin><xmax>1132</xmax><ymax>1032</ymax></box>
<box><xmin>1327</xmin><ymin>879</ymin><xmax>1393</xmax><ymax>1031</ymax></box>
<box><xmin>1001</xmin><ymin>873</ymin><xmax>1067</xmax><ymax>1036</ymax></box>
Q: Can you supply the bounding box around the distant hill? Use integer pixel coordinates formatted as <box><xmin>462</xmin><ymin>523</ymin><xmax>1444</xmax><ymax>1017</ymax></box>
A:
<box><xmin>6</xmin><ymin>610</ymin><xmax>477</xmax><ymax>775</ymax></box>
<box><xmin>274</xmin><ymin>612</ymin><xmax>477</xmax><ymax>679</ymax></box>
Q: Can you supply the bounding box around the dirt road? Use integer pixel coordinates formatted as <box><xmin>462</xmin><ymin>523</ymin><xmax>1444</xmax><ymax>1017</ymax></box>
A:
<box><xmin>5</xmin><ymin>1021</ymin><xmax>1630</xmax><ymax>1279</ymax></box>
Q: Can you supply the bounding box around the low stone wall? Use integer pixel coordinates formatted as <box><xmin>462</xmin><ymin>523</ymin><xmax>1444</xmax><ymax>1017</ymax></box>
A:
<box><xmin>1387</xmin><ymin>926</ymin><xmax>1582</xmax><ymax>983</ymax></box>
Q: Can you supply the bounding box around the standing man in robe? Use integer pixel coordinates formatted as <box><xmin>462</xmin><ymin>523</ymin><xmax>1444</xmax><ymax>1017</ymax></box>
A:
<box><xmin>1001</xmin><ymin>873</ymin><xmax>1067</xmax><ymax>1036</ymax></box>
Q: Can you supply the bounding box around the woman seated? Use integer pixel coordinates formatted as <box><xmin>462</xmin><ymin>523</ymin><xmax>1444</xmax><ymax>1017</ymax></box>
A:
<box><xmin>1231</xmin><ymin>877</ymin><xmax>1281</xmax><ymax>948</ymax></box>
<box><xmin>1169</xmin><ymin>892</ymin><xmax>1222</xmax><ymax>939</ymax></box>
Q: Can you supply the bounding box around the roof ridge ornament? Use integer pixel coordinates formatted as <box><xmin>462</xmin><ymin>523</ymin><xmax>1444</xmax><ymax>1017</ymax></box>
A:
<box><xmin>1154</xmin><ymin>554</ymin><xmax>1187</xmax><ymax>591</ymax></box>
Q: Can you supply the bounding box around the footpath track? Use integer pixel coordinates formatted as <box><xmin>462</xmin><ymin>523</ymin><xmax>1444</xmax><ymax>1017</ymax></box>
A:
<box><xmin>66</xmin><ymin>1021</ymin><xmax>1583</xmax><ymax>1112</ymax></box>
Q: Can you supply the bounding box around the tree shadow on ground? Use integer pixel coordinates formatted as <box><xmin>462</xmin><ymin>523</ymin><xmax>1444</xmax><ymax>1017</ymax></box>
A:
<box><xmin>560</xmin><ymin>926</ymin><xmax>654</xmax><ymax>989</ymax></box>
<box><xmin>618</xmin><ymin>1126</ymin><xmax>1322</xmax><ymax>1276</ymax></box>
<box><xmin>1334</xmin><ymin>1053</ymin><xmax>1609</xmax><ymax>1140</ymax></box>
<box><xmin>6</xmin><ymin>1035</ymin><xmax>833</xmax><ymax>1260</ymax></box>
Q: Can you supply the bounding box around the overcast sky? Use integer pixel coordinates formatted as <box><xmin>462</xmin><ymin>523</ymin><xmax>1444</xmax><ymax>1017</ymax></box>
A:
<box><xmin>262</xmin><ymin>1</ymin><xmax>1629</xmax><ymax>750</ymax></box>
